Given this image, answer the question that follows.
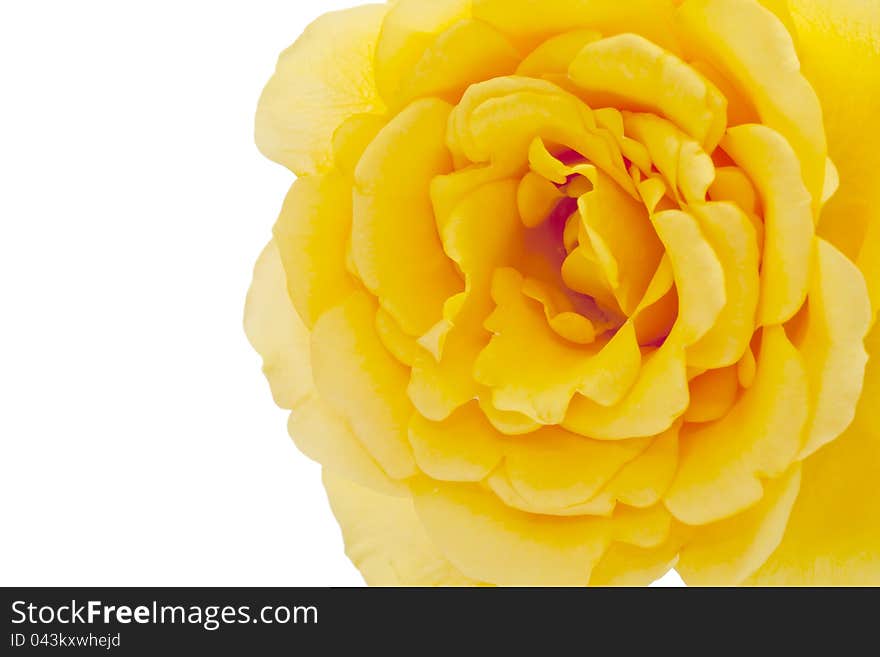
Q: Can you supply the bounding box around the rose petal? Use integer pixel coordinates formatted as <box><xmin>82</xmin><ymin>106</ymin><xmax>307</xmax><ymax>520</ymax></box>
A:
<box><xmin>498</xmin><ymin>426</ymin><xmax>650</xmax><ymax>511</ymax></box>
<box><xmin>475</xmin><ymin>268</ymin><xmax>642</xmax><ymax>424</ymax></box>
<box><xmin>373</xmin><ymin>0</ymin><xmax>471</xmax><ymax>102</ymax></box>
<box><xmin>664</xmin><ymin>326</ymin><xmax>808</xmax><ymax>525</ymax></box>
<box><xmin>408</xmin><ymin>179</ymin><xmax>524</xmax><ymax>420</ymax></box>
<box><xmin>589</xmin><ymin>536</ymin><xmax>682</xmax><ymax>586</ymax></box>
<box><xmin>622</xmin><ymin>112</ymin><xmax>717</xmax><ymax>204</ymax></box>
<box><xmin>796</xmin><ymin>239</ymin><xmax>871</xmax><ymax>458</ymax></box>
<box><xmin>408</xmin><ymin>401</ymin><xmax>505</xmax><ymax>482</ymax></box>
<box><xmin>578</xmin><ymin>171</ymin><xmax>665</xmax><ymax>314</ymax></box>
<box><xmin>324</xmin><ymin>472</ymin><xmax>477</xmax><ymax>586</ymax></box>
<box><xmin>677</xmin><ymin>465</ymin><xmax>802</xmax><ymax>585</ymax></box>
<box><xmin>686</xmin><ymin>201</ymin><xmax>760</xmax><ymax>368</ymax></box>
<box><xmin>684</xmin><ymin>365</ymin><xmax>739</xmax><ymax>423</ymax></box>
<box><xmin>570</xmin><ymin>35</ymin><xmax>727</xmax><ymax>151</ymax></box>
<box><xmin>745</xmin><ymin>324</ymin><xmax>880</xmax><ymax>584</ymax></box>
<box><xmin>311</xmin><ymin>292</ymin><xmax>417</xmax><ymax>479</ymax></box>
<box><xmin>722</xmin><ymin>124</ymin><xmax>814</xmax><ymax>326</ymax></box>
<box><xmin>602</xmin><ymin>426</ymin><xmax>680</xmax><ymax>508</ymax></box>
<box><xmin>472</xmin><ymin>0</ymin><xmax>681</xmax><ymax>53</ymax></box>
<box><xmin>290</xmin><ymin>395</ymin><xmax>407</xmax><ymax>497</ymax></box>
<box><xmin>396</xmin><ymin>19</ymin><xmax>521</xmax><ymax>107</ymax></box>
<box><xmin>412</xmin><ymin>478</ymin><xmax>612</xmax><ymax>585</ymax></box>
<box><xmin>564</xmin><ymin>340</ymin><xmax>689</xmax><ymax>440</ymax></box>
<box><xmin>785</xmin><ymin>0</ymin><xmax>880</xmax><ymax>316</ymax></box>
<box><xmin>652</xmin><ymin>209</ymin><xmax>726</xmax><ymax>347</ymax></box>
<box><xmin>676</xmin><ymin>0</ymin><xmax>827</xmax><ymax>210</ymax></box>
<box><xmin>353</xmin><ymin>98</ymin><xmax>463</xmax><ymax>336</ymax></box>
<box><xmin>255</xmin><ymin>4</ymin><xmax>387</xmax><ymax>175</ymax></box>
<box><xmin>516</xmin><ymin>29</ymin><xmax>601</xmax><ymax>78</ymax></box>
<box><xmin>273</xmin><ymin>173</ymin><xmax>357</xmax><ymax>328</ymax></box>
<box><xmin>243</xmin><ymin>242</ymin><xmax>313</xmax><ymax>410</ymax></box>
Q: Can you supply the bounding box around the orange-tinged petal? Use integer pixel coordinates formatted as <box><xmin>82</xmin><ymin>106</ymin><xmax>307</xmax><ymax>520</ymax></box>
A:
<box><xmin>570</xmin><ymin>34</ymin><xmax>727</xmax><ymax>151</ymax></box>
<box><xmin>796</xmin><ymin>239</ymin><xmax>871</xmax><ymax>458</ymax></box>
<box><xmin>244</xmin><ymin>241</ymin><xmax>315</xmax><ymax>411</ymax></box>
<box><xmin>664</xmin><ymin>326</ymin><xmax>808</xmax><ymax>525</ymax></box>
<box><xmin>684</xmin><ymin>365</ymin><xmax>739</xmax><ymax>423</ymax></box>
<box><xmin>746</xmin><ymin>324</ymin><xmax>880</xmax><ymax>585</ymax></box>
<box><xmin>561</xmin><ymin>245</ymin><xmax>622</xmax><ymax>316</ymax></box>
<box><xmin>324</xmin><ymin>472</ymin><xmax>478</xmax><ymax>586</ymax></box>
<box><xmin>255</xmin><ymin>4</ymin><xmax>387</xmax><ymax>175</ymax></box>
<box><xmin>676</xmin><ymin>0</ymin><xmax>827</xmax><ymax>210</ymax></box>
<box><xmin>578</xmin><ymin>171</ymin><xmax>665</xmax><ymax>315</ymax></box>
<box><xmin>722</xmin><ymin>124</ymin><xmax>814</xmax><ymax>326</ymax></box>
<box><xmin>273</xmin><ymin>173</ymin><xmax>357</xmax><ymax>328</ymax></box>
<box><xmin>709</xmin><ymin>166</ymin><xmax>759</xmax><ymax>215</ymax></box>
<box><xmin>631</xmin><ymin>256</ymin><xmax>678</xmax><ymax>346</ymax></box>
<box><xmin>353</xmin><ymin>98</ymin><xmax>463</xmax><ymax>336</ymax></box>
<box><xmin>677</xmin><ymin>465</ymin><xmax>801</xmax><ymax>585</ymax></box>
<box><xmin>517</xmin><ymin>172</ymin><xmax>564</xmax><ymax>228</ymax></box>
<box><xmin>311</xmin><ymin>292</ymin><xmax>417</xmax><ymax>479</ymax></box>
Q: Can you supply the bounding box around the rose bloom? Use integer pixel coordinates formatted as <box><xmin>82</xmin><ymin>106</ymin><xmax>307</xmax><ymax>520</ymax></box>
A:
<box><xmin>245</xmin><ymin>0</ymin><xmax>879</xmax><ymax>586</ymax></box>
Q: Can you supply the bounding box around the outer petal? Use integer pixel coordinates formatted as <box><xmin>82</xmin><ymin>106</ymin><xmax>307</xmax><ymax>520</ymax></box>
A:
<box><xmin>796</xmin><ymin>239</ymin><xmax>871</xmax><ymax>458</ymax></box>
<box><xmin>290</xmin><ymin>395</ymin><xmax>406</xmax><ymax>497</ymax></box>
<box><xmin>676</xmin><ymin>465</ymin><xmax>801</xmax><ymax>585</ymax></box>
<box><xmin>323</xmin><ymin>472</ymin><xmax>477</xmax><ymax>586</ymax></box>
<box><xmin>747</xmin><ymin>324</ymin><xmax>880</xmax><ymax>585</ymax></box>
<box><xmin>310</xmin><ymin>292</ymin><xmax>418</xmax><ymax>480</ymax></box>
<box><xmin>787</xmin><ymin>0</ymin><xmax>880</xmax><ymax>313</ymax></box>
<box><xmin>412</xmin><ymin>478</ymin><xmax>611</xmax><ymax>585</ymax></box>
<box><xmin>255</xmin><ymin>5</ymin><xmax>387</xmax><ymax>175</ymax></box>
<box><xmin>246</xmin><ymin>243</ymin><xmax>403</xmax><ymax>496</ymax></box>
<box><xmin>273</xmin><ymin>173</ymin><xmax>357</xmax><ymax>328</ymax></box>
<box><xmin>244</xmin><ymin>242</ymin><xmax>313</xmax><ymax>410</ymax></box>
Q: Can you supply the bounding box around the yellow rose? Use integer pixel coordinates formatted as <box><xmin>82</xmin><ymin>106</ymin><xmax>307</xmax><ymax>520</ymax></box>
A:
<box><xmin>245</xmin><ymin>0</ymin><xmax>880</xmax><ymax>585</ymax></box>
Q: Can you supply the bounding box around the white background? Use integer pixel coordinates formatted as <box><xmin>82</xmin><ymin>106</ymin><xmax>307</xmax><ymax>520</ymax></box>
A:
<box><xmin>0</xmin><ymin>1</ymin><xmax>683</xmax><ymax>587</ymax></box>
